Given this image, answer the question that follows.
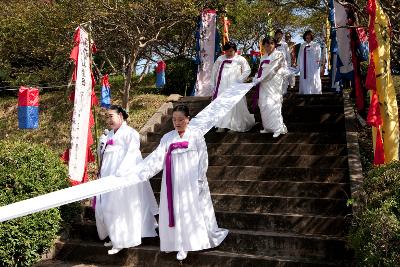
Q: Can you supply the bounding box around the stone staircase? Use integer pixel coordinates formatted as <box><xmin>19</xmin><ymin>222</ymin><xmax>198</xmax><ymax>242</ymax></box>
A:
<box><xmin>37</xmin><ymin>87</ymin><xmax>354</xmax><ymax>266</ymax></box>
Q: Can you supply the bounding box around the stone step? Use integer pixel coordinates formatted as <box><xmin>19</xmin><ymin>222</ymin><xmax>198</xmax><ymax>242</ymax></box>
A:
<box><xmin>148</xmin><ymin>121</ymin><xmax>345</xmax><ymax>140</ymax></box>
<box><xmin>154</xmin><ymin>113</ymin><xmax>345</xmax><ymax>133</ymax></box>
<box><xmin>142</xmin><ymin>143</ymin><xmax>347</xmax><ymax>156</ymax></box>
<box><xmin>52</xmin><ymin>241</ymin><xmax>350</xmax><ymax>267</ymax></box>
<box><xmin>141</xmin><ymin>154</ymin><xmax>348</xmax><ymax>168</ymax></box>
<box><xmin>140</xmin><ymin>193</ymin><xmax>349</xmax><ymax>216</ymax></box>
<box><xmin>145</xmin><ymin>132</ymin><xmax>347</xmax><ymax>144</ymax></box>
<box><xmin>55</xmin><ymin>229</ymin><xmax>352</xmax><ymax>262</ymax></box>
<box><xmin>151</xmin><ymin>166</ymin><xmax>349</xmax><ymax>183</ymax></box>
<box><xmin>149</xmin><ymin>180</ymin><xmax>350</xmax><ymax>199</ymax></box>
<box><xmin>209</xmin><ymin>194</ymin><xmax>350</xmax><ymax>215</ymax></box>
<box><xmin>207</xmin><ymin>155</ymin><xmax>348</xmax><ymax>168</ymax></box>
<box><xmin>81</xmin><ymin>205</ymin><xmax>347</xmax><ymax>236</ymax></box>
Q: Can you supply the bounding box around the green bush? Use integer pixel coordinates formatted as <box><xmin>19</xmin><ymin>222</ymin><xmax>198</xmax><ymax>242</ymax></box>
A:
<box><xmin>163</xmin><ymin>56</ymin><xmax>197</xmax><ymax>96</ymax></box>
<box><xmin>0</xmin><ymin>140</ymin><xmax>71</xmax><ymax>267</ymax></box>
<box><xmin>349</xmin><ymin>161</ymin><xmax>400</xmax><ymax>266</ymax></box>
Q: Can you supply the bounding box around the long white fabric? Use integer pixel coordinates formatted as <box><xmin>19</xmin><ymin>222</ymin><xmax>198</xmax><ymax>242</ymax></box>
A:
<box><xmin>135</xmin><ymin>128</ymin><xmax>228</xmax><ymax>251</ymax></box>
<box><xmin>95</xmin><ymin>122</ymin><xmax>158</xmax><ymax>249</ymax></box>
<box><xmin>69</xmin><ymin>27</ymin><xmax>92</xmax><ymax>183</ymax></box>
<box><xmin>256</xmin><ymin>50</ymin><xmax>288</xmax><ymax>134</ymax></box>
<box><xmin>212</xmin><ymin>55</ymin><xmax>255</xmax><ymax>131</ymax></box>
<box><xmin>297</xmin><ymin>41</ymin><xmax>322</xmax><ymax>94</ymax></box>
<box><xmin>0</xmin><ymin>82</ymin><xmax>255</xmax><ymax>222</ymax></box>
<box><xmin>276</xmin><ymin>40</ymin><xmax>291</xmax><ymax>94</ymax></box>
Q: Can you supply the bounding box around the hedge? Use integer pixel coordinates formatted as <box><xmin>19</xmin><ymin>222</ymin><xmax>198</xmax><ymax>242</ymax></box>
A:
<box><xmin>349</xmin><ymin>161</ymin><xmax>400</xmax><ymax>266</ymax></box>
<box><xmin>0</xmin><ymin>140</ymin><xmax>73</xmax><ymax>266</ymax></box>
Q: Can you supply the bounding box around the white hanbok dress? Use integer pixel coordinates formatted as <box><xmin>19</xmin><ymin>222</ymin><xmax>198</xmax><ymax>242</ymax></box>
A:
<box><xmin>137</xmin><ymin>128</ymin><xmax>228</xmax><ymax>252</ymax></box>
<box><xmin>297</xmin><ymin>41</ymin><xmax>322</xmax><ymax>94</ymax></box>
<box><xmin>255</xmin><ymin>50</ymin><xmax>288</xmax><ymax>135</ymax></box>
<box><xmin>212</xmin><ymin>55</ymin><xmax>255</xmax><ymax>131</ymax></box>
<box><xmin>276</xmin><ymin>40</ymin><xmax>291</xmax><ymax>94</ymax></box>
<box><xmin>95</xmin><ymin>122</ymin><xmax>158</xmax><ymax>249</ymax></box>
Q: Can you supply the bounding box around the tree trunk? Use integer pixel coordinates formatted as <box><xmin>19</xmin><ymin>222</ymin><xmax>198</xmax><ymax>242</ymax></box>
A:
<box><xmin>122</xmin><ymin>49</ymin><xmax>137</xmax><ymax>111</ymax></box>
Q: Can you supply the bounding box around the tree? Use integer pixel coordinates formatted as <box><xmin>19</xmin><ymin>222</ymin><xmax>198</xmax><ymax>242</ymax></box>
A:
<box><xmin>91</xmin><ymin>0</ymin><xmax>200</xmax><ymax>110</ymax></box>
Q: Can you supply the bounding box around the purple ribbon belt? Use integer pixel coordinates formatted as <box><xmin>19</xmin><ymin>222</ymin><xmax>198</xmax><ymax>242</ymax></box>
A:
<box><xmin>252</xmin><ymin>59</ymin><xmax>270</xmax><ymax>112</ymax></box>
<box><xmin>165</xmin><ymin>141</ymin><xmax>189</xmax><ymax>227</ymax></box>
<box><xmin>212</xmin><ymin>59</ymin><xmax>232</xmax><ymax>100</ymax></box>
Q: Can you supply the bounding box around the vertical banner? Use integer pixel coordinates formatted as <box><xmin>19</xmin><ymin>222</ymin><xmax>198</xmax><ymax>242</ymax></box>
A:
<box><xmin>68</xmin><ymin>27</ymin><xmax>93</xmax><ymax>183</ymax></box>
<box><xmin>222</xmin><ymin>16</ymin><xmax>230</xmax><ymax>45</ymax></box>
<box><xmin>18</xmin><ymin>87</ymin><xmax>39</xmax><ymax>129</ymax></box>
<box><xmin>195</xmin><ymin>9</ymin><xmax>217</xmax><ymax>96</ymax></box>
<box><xmin>101</xmin><ymin>74</ymin><xmax>111</xmax><ymax>108</ymax></box>
<box><xmin>334</xmin><ymin>0</ymin><xmax>354</xmax><ymax>76</ymax></box>
<box><xmin>156</xmin><ymin>60</ymin><xmax>166</xmax><ymax>88</ymax></box>
<box><xmin>366</xmin><ymin>0</ymin><xmax>399</xmax><ymax>164</ymax></box>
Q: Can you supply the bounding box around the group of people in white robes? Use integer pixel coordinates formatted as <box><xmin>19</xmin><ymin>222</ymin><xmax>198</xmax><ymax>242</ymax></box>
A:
<box><xmin>94</xmin><ymin>29</ymin><xmax>323</xmax><ymax>262</ymax></box>
<box><xmin>95</xmin><ymin>104</ymin><xmax>227</xmax><ymax>261</ymax></box>
<box><xmin>211</xmin><ymin>30</ymin><xmax>322</xmax><ymax>136</ymax></box>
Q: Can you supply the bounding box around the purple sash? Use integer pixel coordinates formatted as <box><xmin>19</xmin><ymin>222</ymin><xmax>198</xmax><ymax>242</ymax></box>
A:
<box><xmin>165</xmin><ymin>141</ymin><xmax>189</xmax><ymax>227</ymax></box>
<box><xmin>303</xmin><ymin>45</ymin><xmax>310</xmax><ymax>79</ymax></box>
<box><xmin>212</xmin><ymin>59</ymin><xmax>232</xmax><ymax>100</ymax></box>
<box><xmin>252</xmin><ymin>59</ymin><xmax>270</xmax><ymax>112</ymax></box>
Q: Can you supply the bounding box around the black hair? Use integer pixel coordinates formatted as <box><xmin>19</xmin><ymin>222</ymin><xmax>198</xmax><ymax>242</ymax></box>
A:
<box><xmin>285</xmin><ymin>32</ymin><xmax>292</xmax><ymax>37</ymax></box>
<box><xmin>172</xmin><ymin>104</ymin><xmax>190</xmax><ymax>117</ymax></box>
<box><xmin>262</xmin><ymin>37</ymin><xmax>277</xmax><ymax>46</ymax></box>
<box><xmin>303</xmin><ymin>30</ymin><xmax>314</xmax><ymax>41</ymax></box>
<box><xmin>223</xmin><ymin>41</ymin><xmax>237</xmax><ymax>52</ymax></box>
<box><xmin>109</xmin><ymin>105</ymin><xmax>129</xmax><ymax>120</ymax></box>
<box><xmin>275</xmin><ymin>29</ymin><xmax>283</xmax><ymax>35</ymax></box>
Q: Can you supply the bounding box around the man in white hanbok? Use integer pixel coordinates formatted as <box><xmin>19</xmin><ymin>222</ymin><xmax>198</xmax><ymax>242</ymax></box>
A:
<box><xmin>297</xmin><ymin>30</ymin><xmax>322</xmax><ymax>94</ymax></box>
<box><xmin>211</xmin><ymin>41</ymin><xmax>255</xmax><ymax>132</ymax></box>
<box><xmin>253</xmin><ymin>37</ymin><xmax>288</xmax><ymax>138</ymax></box>
<box><xmin>275</xmin><ymin>29</ymin><xmax>291</xmax><ymax>94</ymax></box>
<box><xmin>136</xmin><ymin>105</ymin><xmax>228</xmax><ymax>261</ymax></box>
<box><xmin>95</xmin><ymin>105</ymin><xmax>158</xmax><ymax>255</ymax></box>
<box><xmin>285</xmin><ymin>32</ymin><xmax>297</xmax><ymax>89</ymax></box>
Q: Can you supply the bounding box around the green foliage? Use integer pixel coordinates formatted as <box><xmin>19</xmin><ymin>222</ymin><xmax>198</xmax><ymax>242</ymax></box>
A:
<box><xmin>0</xmin><ymin>140</ymin><xmax>70</xmax><ymax>267</ymax></box>
<box><xmin>349</xmin><ymin>161</ymin><xmax>400</xmax><ymax>266</ymax></box>
<box><xmin>163</xmin><ymin>56</ymin><xmax>197</xmax><ymax>96</ymax></box>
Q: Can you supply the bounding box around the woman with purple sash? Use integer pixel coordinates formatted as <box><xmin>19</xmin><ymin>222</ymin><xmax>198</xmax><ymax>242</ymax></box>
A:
<box><xmin>137</xmin><ymin>105</ymin><xmax>228</xmax><ymax>261</ymax></box>
<box><xmin>95</xmin><ymin>105</ymin><xmax>158</xmax><ymax>255</ymax></box>
<box><xmin>253</xmin><ymin>37</ymin><xmax>288</xmax><ymax>138</ymax></box>
<box><xmin>211</xmin><ymin>41</ymin><xmax>255</xmax><ymax>132</ymax></box>
<box><xmin>297</xmin><ymin>30</ymin><xmax>322</xmax><ymax>94</ymax></box>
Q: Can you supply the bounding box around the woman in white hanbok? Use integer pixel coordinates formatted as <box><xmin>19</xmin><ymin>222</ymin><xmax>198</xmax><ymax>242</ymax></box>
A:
<box><xmin>297</xmin><ymin>30</ymin><xmax>322</xmax><ymax>94</ymax></box>
<box><xmin>136</xmin><ymin>105</ymin><xmax>228</xmax><ymax>261</ymax></box>
<box><xmin>211</xmin><ymin>41</ymin><xmax>255</xmax><ymax>132</ymax></box>
<box><xmin>95</xmin><ymin>105</ymin><xmax>158</xmax><ymax>255</ymax></box>
<box><xmin>253</xmin><ymin>37</ymin><xmax>288</xmax><ymax>138</ymax></box>
<box><xmin>275</xmin><ymin>29</ymin><xmax>291</xmax><ymax>94</ymax></box>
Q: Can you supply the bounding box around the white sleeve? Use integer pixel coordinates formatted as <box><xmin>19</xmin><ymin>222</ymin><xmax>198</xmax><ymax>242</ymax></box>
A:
<box><xmin>258</xmin><ymin>54</ymin><xmax>285</xmax><ymax>83</ymax></box>
<box><xmin>115</xmin><ymin>132</ymin><xmax>143</xmax><ymax>177</ymax></box>
<box><xmin>197</xmin><ymin>135</ymin><xmax>208</xmax><ymax>182</ymax></box>
<box><xmin>211</xmin><ymin>59</ymin><xmax>222</xmax><ymax>88</ymax></box>
<box><xmin>315</xmin><ymin>44</ymin><xmax>321</xmax><ymax>66</ymax></box>
<box><xmin>237</xmin><ymin>56</ymin><xmax>251</xmax><ymax>82</ymax></box>
<box><xmin>135</xmin><ymin>137</ymin><xmax>167</xmax><ymax>181</ymax></box>
<box><xmin>285</xmin><ymin>44</ymin><xmax>291</xmax><ymax>66</ymax></box>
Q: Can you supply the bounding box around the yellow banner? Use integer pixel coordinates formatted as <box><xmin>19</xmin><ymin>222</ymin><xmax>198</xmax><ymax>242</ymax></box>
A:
<box><xmin>373</xmin><ymin>1</ymin><xmax>399</xmax><ymax>162</ymax></box>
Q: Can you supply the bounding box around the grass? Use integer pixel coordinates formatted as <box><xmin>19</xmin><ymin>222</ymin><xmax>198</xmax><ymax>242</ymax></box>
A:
<box><xmin>0</xmin><ymin>82</ymin><xmax>167</xmax><ymax>179</ymax></box>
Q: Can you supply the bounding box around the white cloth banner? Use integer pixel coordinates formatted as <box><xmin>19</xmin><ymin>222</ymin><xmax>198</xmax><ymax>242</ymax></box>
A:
<box><xmin>195</xmin><ymin>10</ymin><xmax>217</xmax><ymax>96</ymax></box>
<box><xmin>334</xmin><ymin>0</ymin><xmax>353</xmax><ymax>74</ymax></box>
<box><xmin>69</xmin><ymin>27</ymin><xmax>92</xmax><ymax>182</ymax></box>
<box><xmin>0</xmin><ymin>82</ymin><xmax>256</xmax><ymax>222</ymax></box>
